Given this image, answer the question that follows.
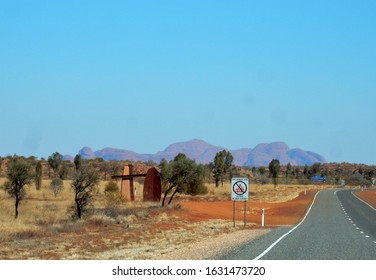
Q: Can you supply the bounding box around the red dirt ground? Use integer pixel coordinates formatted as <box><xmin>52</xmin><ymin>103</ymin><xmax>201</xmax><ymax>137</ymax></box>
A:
<box><xmin>178</xmin><ymin>190</ymin><xmax>317</xmax><ymax>227</ymax></box>
<box><xmin>179</xmin><ymin>189</ymin><xmax>376</xmax><ymax>227</ymax></box>
<box><xmin>355</xmin><ymin>190</ymin><xmax>376</xmax><ymax>208</ymax></box>
<box><xmin>0</xmin><ymin>189</ymin><xmax>321</xmax><ymax>259</ymax></box>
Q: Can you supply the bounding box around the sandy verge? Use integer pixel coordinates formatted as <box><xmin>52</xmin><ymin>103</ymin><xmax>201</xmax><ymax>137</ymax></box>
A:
<box><xmin>0</xmin><ymin>186</ymin><xmax>320</xmax><ymax>259</ymax></box>
<box><xmin>156</xmin><ymin>227</ymin><xmax>271</xmax><ymax>260</ymax></box>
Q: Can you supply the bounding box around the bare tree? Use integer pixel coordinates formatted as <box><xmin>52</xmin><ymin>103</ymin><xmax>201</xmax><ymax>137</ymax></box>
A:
<box><xmin>50</xmin><ymin>177</ymin><xmax>64</xmax><ymax>197</ymax></box>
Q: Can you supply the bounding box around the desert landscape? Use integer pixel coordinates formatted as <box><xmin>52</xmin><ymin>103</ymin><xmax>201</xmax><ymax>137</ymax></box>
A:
<box><xmin>1</xmin><ymin>4</ymin><xmax>375</xmax><ymax>280</ymax></box>
<box><xmin>1</xmin><ymin>176</ymin><xmax>373</xmax><ymax>260</ymax></box>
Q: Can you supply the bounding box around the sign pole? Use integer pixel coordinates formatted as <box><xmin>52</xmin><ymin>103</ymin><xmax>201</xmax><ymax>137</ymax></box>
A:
<box><xmin>233</xmin><ymin>201</ymin><xmax>236</xmax><ymax>227</ymax></box>
<box><xmin>244</xmin><ymin>201</ymin><xmax>246</xmax><ymax>227</ymax></box>
<box><xmin>231</xmin><ymin>178</ymin><xmax>249</xmax><ymax>228</ymax></box>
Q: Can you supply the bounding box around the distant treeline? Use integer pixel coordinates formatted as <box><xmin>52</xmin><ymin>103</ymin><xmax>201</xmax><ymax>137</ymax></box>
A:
<box><xmin>1</xmin><ymin>153</ymin><xmax>375</xmax><ymax>187</ymax></box>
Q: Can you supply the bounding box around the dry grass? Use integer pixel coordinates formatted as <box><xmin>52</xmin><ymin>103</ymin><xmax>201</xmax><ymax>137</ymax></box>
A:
<box><xmin>195</xmin><ymin>182</ymin><xmax>326</xmax><ymax>203</ymax></box>
<box><xmin>0</xmin><ymin>176</ymin><xmax>336</xmax><ymax>259</ymax></box>
<box><xmin>0</xmin><ymin>177</ymin><xmax>326</xmax><ymax>237</ymax></box>
<box><xmin>0</xmin><ymin>178</ymin><xmax>143</xmax><ymax>238</ymax></box>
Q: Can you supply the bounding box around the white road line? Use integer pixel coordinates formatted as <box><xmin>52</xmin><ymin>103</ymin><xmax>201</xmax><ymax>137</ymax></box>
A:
<box><xmin>339</xmin><ymin>190</ymin><xmax>376</xmax><ymax>242</ymax></box>
<box><xmin>351</xmin><ymin>191</ymin><xmax>376</xmax><ymax>212</ymax></box>
<box><xmin>253</xmin><ymin>191</ymin><xmax>321</xmax><ymax>260</ymax></box>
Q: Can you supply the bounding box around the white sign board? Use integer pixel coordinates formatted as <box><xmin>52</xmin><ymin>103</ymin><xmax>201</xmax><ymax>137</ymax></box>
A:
<box><xmin>231</xmin><ymin>178</ymin><xmax>249</xmax><ymax>201</ymax></box>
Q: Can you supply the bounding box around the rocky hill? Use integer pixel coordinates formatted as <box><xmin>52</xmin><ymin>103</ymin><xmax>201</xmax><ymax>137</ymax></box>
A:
<box><xmin>75</xmin><ymin>139</ymin><xmax>326</xmax><ymax>167</ymax></box>
<box><xmin>243</xmin><ymin>142</ymin><xmax>326</xmax><ymax>166</ymax></box>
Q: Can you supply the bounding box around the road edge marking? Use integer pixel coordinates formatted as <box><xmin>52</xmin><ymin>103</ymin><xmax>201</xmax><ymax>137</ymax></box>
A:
<box><xmin>351</xmin><ymin>191</ymin><xmax>376</xmax><ymax>212</ymax></box>
<box><xmin>253</xmin><ymin>190</ymin><xmax>321</xmax><ymax>260</ymax></box>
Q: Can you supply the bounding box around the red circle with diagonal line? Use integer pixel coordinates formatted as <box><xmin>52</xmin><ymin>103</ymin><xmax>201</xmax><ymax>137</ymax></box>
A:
<box><xmin>233</xmin><ymin>181</ymin><xmax>247</xmax><ymax>195</ymax></box>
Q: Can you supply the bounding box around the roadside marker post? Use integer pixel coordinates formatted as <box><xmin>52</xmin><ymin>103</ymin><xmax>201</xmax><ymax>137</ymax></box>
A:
<box><xmin>231</xmin><ymin>178</ymin><xmax>249</xmax><ymax>227</ymax></box>
<box><xmin>262</xmin><ymin>208</ymin><xmax>265</xmax><ymax>227</ymax></box>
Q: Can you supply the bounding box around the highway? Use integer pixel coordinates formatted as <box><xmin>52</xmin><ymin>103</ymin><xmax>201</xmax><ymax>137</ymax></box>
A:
<box><xmin>217</xmin><ymin>189</ymin><xmax>376</xmax><ymax>260</ymax></box>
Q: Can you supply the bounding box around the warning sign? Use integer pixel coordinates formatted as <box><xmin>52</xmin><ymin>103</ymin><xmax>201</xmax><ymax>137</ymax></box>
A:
<box><xmin>231</xmin><ymin>178</ymin><xmax>249</xmax><ymax>201</ymax></box>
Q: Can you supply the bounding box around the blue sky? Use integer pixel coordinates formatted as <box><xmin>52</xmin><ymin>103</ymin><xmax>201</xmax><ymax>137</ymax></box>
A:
<box><xmin>1</xmin><ymin>1</ymin><xmax>375</xmax><ymax>164</ymax></box>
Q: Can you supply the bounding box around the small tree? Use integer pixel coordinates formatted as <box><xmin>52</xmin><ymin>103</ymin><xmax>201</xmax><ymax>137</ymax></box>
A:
<box><xmin>312</xmin><ymin>162</ymin><xmax>321</xmax><ymax>175</ymax></box>
<box><xmin>50</xmin><ymin>177</ymin><xmax>64</xmax><ymax>197</ymax></box>
<box><xmin>74</xmin><ymin>154</ymin><xmax>82</xmax><ymax>171</ymax></box>
<box><xmin>268</xmin><ymin>159</ymin><xmax>281</xmax><ymax>189</ymax></box>
<box><xmin>224</xmin><ymin>151</ymin><xmax>234</xmax><ymax>182</ymax></box>
<box><xmin>2</xmin><ymin>157</ymin><xmax>34</xmax><ymax>219</ymax></box>
<box><xmin>286</xmin><ymin>162</ymin><xmax>292</xmax><ymax>178</ymax></box>
<box><xmin>213</xmin><ymin>151</ymin><xmax>224</xmax><ymax>187</ymax></box>
<box><xmin>256</xmin><ymin>173</ymin><xmax>270</xmax><ymax>185</ymax></box>
<box><xmin>58</xmin><ymin>162</ymin><xmax>69</xmax><ymax>180</ymax></box>
<box><xmin>104</xmin><ymin>181</ymin><xmax>123</xmax><ymax>207</ymax></box>
<box><xmin>212</xmin><ymin>150</ymin><xmax>234</xmax><ymax>187</ymax></box>
<box><xmin>303</xmin><ymin>165</ymin><xmax>310</xmax><ymax>179</ymax></box>
<box><xmin>349</xmin><ymin>172</ymin><xmax>370</xmax><ymax>186</ymax></box>
<box><xmin>160</xmin><ymin>154</ymin><xmax>206</xmax><ymax>206</ymax></box>
<box><xmin>35</xmin><ymin>161</ymin><xmax>43</xmax><ymax>190</ymax></box>
<box><xmin>71</xmin><ymin>166</ymin><xmax>100</xmax><ymax>219</ymax></box>
<box><xmin>48</xmin><ymin>152</ymin><xmax>63</xmax><ymax>177</ymax></box>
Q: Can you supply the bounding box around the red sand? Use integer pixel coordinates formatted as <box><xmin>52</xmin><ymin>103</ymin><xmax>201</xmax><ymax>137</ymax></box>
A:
<box><xmin>178</xmin><ymin>190</ymin><xmax>317</xmax><ymax>227</ymax></box>
<box><xmin>355</xmin><ymin>190</ymin><xmax>376</xmax><ymax>208</ymax></box>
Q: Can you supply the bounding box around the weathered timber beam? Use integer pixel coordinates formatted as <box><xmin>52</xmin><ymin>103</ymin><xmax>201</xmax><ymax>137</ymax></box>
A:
<box><xmin>111</xmin><ymin>174</ymin><xmax>147</xmax><ymax>180</ymax></box>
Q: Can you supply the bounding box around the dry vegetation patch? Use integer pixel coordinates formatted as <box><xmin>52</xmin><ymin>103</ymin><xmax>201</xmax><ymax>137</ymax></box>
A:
<box><xmin>0</xmin><ymin>179</ymin><xmax>324</xmax><ymax>259</ymax></box>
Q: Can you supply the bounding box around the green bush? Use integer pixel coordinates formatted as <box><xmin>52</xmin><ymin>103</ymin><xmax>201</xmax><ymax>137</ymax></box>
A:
<box><xmin>104</xmin><ymin>181</ymin><xmax>123</xmax><ymax>207</ymax></box>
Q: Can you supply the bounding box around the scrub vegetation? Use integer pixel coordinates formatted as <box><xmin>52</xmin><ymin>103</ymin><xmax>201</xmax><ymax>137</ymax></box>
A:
<box><xmin>0</xmin><ymin>151</ymin><xmax>375</xmax><ymax>259</ymax></box>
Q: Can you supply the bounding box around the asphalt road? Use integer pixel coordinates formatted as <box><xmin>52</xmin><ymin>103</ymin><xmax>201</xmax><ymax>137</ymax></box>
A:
<box><xmin>217</xmin><ymin>189</ymin><xmax>376</xmax><ymax>260</ymax></box>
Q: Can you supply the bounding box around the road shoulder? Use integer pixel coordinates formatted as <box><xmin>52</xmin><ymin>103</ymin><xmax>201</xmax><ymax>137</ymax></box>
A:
<box><xmin>156</xmin><ymin>228</ymin><xmax>271</xmax><ymax>260</ymax></box>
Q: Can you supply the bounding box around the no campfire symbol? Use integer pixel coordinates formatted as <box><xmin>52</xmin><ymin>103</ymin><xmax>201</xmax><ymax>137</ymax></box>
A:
<box><xmin>231</xmin><ymin>178</ymin><xmax>249</xmax><ymax>201</ymax></box>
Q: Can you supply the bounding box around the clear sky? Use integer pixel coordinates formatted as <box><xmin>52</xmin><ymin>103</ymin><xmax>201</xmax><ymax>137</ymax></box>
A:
<box><xmin>1</xmin><ymin>1</ymin><xmax>375</xmax><ymax>165</ymax></box>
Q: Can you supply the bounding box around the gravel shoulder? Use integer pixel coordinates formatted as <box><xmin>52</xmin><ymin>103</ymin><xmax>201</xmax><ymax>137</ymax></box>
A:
<box><xmin>156</xmin><ymin>227</ymin><xmax>271</xmax><ymax>260</ymax></box>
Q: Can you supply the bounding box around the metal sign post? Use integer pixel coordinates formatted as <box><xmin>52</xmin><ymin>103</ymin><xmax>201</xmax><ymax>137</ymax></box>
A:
<box><xmin>231</xmin><ymin>178</ymin><xmax>249</xmax><ymax>227</ymax></box>
<box><xmin>233</xmin><ymin>201</ymin><xmax>236</xmax><ymax>227</ymax></box>
<box><xmin>244</xmin><ymin>201</ymin><xmax>247</xmax><ymax>226</ymax></box>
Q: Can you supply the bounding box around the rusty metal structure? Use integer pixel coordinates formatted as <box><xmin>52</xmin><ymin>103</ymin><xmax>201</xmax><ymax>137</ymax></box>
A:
<box><xmin>143</xmin><ymin>167</ymin><xmax>162</xmax><ymax>202</ymax></box>
<box><xmin>111</xmin><ymin>165</ymin><xmax>161</xmax><ymax>202</ymax></box>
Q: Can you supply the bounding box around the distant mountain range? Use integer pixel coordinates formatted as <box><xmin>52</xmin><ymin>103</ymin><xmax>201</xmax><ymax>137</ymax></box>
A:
<box><xmin>66</xmin><ymin>139</ymin><xmax>326</xmax><ymax>167</ymax></box>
